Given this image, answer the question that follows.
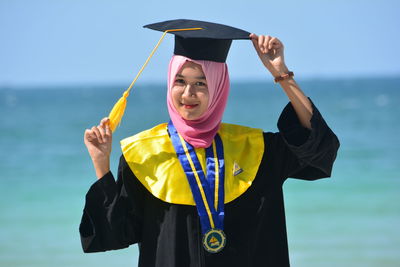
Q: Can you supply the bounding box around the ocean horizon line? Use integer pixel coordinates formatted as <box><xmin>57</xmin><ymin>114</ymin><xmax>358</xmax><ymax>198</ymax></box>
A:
<box><xmin>1</xmin><ymin>73</ymin><xmax>399</xmax><ymax>91</ymax></box>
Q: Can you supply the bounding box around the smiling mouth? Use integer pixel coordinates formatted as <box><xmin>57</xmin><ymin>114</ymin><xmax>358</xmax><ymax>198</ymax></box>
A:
<box><xmin>182</xmin><ymin>103</ymin><xmax>198</xmax><ymax>109</ymax></box>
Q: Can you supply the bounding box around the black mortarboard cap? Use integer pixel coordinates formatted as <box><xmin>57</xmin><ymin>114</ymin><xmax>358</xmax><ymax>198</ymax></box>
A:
<box><xmin>144</xmin><ymin>19</ymin><xmax>251</xmax><ymax>63</ymax></box>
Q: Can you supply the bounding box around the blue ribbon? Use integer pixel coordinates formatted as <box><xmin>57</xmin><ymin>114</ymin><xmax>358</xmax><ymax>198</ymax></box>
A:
<box><xmin>168</xmin><ymin>121</ymin><xmax>225</xmax><ymax>234</ymax></box>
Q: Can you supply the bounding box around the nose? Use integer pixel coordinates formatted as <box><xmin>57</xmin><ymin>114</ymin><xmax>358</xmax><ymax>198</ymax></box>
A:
<box><xmin>182</xmin><ymin>84</ymin><xmax>196</xmax><ymax>98</ymax></box>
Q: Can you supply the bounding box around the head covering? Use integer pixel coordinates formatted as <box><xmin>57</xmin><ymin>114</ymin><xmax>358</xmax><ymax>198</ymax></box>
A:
<box><xmin>146</xmin><ymin>19</ymin><xmax>250</xmax><ymax>147</ymax></box>
<box><xmin>167</xmin><ymin>55</ymin><xmax>230</xmax><ymax>148</ymax></box>
<box><xmin>144</xmin><ymin>19</ymin><xmax>251</xmax><ymax>62</ymax></box>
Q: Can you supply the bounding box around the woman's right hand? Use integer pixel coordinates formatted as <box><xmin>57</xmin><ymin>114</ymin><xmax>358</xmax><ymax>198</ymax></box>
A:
<box><xmin>84</xmin><ymin>117</ymin><xmax>112</xmax><ymax>179</ymax></box>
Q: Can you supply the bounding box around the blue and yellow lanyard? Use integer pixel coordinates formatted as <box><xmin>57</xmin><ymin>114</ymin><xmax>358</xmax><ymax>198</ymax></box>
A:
<box><xmin>168</xmin><ymin>121</ymin><xmax>225</xmax><ymax>234</ymax></box>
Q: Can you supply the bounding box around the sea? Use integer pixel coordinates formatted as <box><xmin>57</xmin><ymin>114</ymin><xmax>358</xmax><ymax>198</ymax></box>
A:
<box><xmin>0</xmin><ymin>77</ymin><xmax>399</xmax><ymax>267</ymax></box>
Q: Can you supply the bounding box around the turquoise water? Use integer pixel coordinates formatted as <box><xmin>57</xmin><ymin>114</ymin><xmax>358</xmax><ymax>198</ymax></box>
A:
<box><xmin>1</xmin><ymin>77</ymin><xmax>399</xmax><ymax>266</ymax></box>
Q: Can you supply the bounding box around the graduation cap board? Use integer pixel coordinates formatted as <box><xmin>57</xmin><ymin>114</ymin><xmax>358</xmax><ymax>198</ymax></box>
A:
<box><xmin>108</xmin><ymin>19</ymin><xmax>251</xmax><ymax>132</ymax></box>
<box><xmin>144</xmin><ymin>19</ymin><xmax>251</xmax><ymax>62</ymax></box>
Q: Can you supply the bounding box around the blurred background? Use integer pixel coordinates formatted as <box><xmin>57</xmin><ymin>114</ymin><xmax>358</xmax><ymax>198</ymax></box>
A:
<box><xmin>1</xmin><ymin>0</ymin><xmax>399</xmax><ymax>266</ymax></box>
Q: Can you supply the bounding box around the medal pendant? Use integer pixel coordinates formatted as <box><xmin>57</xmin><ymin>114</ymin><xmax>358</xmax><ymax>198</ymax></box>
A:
<box><xmin>202</xmin><ymin>228</ymin><xmax>226</xmax><ymax>253</ymax></box>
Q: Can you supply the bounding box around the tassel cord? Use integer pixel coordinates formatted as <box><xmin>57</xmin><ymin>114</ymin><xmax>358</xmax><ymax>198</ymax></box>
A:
<box><xmin>108</xmin><ymin>28</ymin><xmax>203</xmax><ymax>132</ymax></box>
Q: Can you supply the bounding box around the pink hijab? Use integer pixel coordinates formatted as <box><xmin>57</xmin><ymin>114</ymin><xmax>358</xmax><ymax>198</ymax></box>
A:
<box><xmin>167</xmin><ymin>55</ymin><xmax>230</xmax><ymax>148</ymax></box>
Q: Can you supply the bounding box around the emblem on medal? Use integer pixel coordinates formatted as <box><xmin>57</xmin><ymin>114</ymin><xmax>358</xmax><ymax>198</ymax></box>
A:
<box><xmin>202</xmin><ymin>228</ymin><xmax>226</xmax><ymax>253</ymax></box>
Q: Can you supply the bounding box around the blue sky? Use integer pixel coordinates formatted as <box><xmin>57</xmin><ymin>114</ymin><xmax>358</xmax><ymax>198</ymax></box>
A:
<box><xmin>1</xmin><ymin>0</ymin><xmax>399</xmax><ymax>87</ymax></box>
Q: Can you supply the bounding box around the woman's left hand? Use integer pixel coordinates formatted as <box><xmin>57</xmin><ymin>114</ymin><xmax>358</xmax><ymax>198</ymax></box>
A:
<box><xmin>250</xmin><ymin>33</ymin><xmax>289</xmax><ymax>77</ymax></box>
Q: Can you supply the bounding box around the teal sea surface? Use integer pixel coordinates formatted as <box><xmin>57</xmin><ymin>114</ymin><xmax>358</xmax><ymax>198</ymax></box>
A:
<box><xmin>1</xmin><ymin>77</ymin><xmax>399</xmax><ymax>266</ymax></box>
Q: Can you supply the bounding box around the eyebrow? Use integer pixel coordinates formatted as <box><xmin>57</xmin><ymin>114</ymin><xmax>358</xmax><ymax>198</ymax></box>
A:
<box><xmin>176</xmin><ymin>74</ymin><xmax>206</xmax><ymax>80</ymax></box>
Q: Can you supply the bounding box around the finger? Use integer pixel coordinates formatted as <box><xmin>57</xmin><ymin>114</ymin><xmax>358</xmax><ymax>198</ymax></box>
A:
<box><xmin>105</xmin><ymin>121</ymin><xmax>112</xmax><ymax>138</ymax></box>
<box><xmin>100</xmin><ymin>118</ymin><xmax>112</xmax><ymax>142</ymax></box>
<box><xmin>264</xmin><ymin>35</ymin><xmax>272</xmax><ymax>53</ymax></box>
<box><xmin>269</xmin><ymin>37</ymin><xmax>282</xmax><ymax>50</ymax></box>
<box><xmin>100</xmin><ymin>117</ymin><xmax>110</xmax><ymax>128</ymax></box>
<box><xmin>263</xmin><ymin>35</ymin><xmax>271</xmax><ymax>53</ymax></box>
<box><xmin>250</xmin><ymin>33</ymin><xmax>260</xmax><ymax>51</ymax></box>
<box><xmin>91</xmin><ymin>126</ymin><xmax>103</xmax><ymax>143</ymax></box>
<box><xmin>258</xmin><ymin>35</ymin><xmax>265</xmax><ymax>53</ymax></box>
<box><xmin>258</xmin><ymin>35</ymin><xmax>270</xmax><ymax>54</ymax></box>
<box><xmin>84</xmin><ymin>129</ymin><xmax>92</xmax><ymax>141</ymax></box>
<box><xmin>99</xmin><ymin>124</ymin><xmax>112</xmax><ymax>144</ymax></box>
<box><xmin>97</xmin><ymin>125</ymin><xmax>107</xmax><ymax>143</ymax></box>
<box><xmin>250</xmin><ymin>34</ymin><xmax>264</xmax><ymax>56</ymax></box>
<box><xmin>268</xmin><ymin>37</ymin><xmax>276</xmax><ymax>50</ymax></box>
<box><xmin>84</xmin><ymin>129</ymin><xmax>97</xmax><ymax>143</ymax></box>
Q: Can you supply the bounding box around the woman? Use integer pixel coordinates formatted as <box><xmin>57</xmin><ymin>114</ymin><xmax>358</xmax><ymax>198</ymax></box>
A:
<box><xmin>80</xmin><ymin>19</ymin><xmax>339</xmax><ymax>267</ymax></box>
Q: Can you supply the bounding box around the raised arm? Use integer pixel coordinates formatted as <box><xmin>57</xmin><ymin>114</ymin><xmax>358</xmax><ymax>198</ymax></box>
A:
<box><xmin>250</xmin><ymin>33</ymin><xmax>312</xmax><ymax>129</ymax></box>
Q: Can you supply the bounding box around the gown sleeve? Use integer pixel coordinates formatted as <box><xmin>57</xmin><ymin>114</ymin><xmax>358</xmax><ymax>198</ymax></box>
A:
<box><xmin>79</xmin><ymin>156</ymin><xmax>144</xmax><ymax>252</ymax></box>
<box><xmin>264</xmin><ymin>99</ymin><xmax>340</xmax><ymax>181</ymax></box>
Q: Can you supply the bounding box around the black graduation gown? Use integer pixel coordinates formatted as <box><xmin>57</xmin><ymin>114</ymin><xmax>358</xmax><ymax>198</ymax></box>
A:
<box><xmin>79</xmin><ymin>102</ymin><xmax>340</xmax><ymax>267</ymax></box>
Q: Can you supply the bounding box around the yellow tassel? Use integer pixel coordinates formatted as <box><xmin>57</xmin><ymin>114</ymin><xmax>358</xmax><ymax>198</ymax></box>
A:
<box><xmin>107</xmin><ymin>27</ymin><xmax>203</xmax><ymax>132</ymax></box>
<box><xmin>108</xmin><ymin>91</ymin><xmax>129</xmax><ymax>132</ymax></box>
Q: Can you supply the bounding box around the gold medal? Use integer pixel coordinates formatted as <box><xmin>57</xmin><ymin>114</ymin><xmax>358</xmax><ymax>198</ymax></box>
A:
<box><xmin>202</xmin><ymin>228</ymin><xmax>226</xmax><ymax>253</ymax></box>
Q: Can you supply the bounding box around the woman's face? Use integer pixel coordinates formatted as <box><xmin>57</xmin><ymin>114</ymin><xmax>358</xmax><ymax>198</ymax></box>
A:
<box><xmin>171</xmin><ymin>61</ymin><xmax>209</xmax><ymax>120</ymax></box>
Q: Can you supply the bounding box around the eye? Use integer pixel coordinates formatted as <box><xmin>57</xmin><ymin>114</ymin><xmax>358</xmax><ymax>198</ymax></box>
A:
<box><xmin>195</xmin><ymin>81</ymin><xmax>207</xmax><ymax>87</ymax></box>
<box><xmin>174</xmin><ymin>79</ymin><xmax>186</xmax><ymax>85</ymax></box>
